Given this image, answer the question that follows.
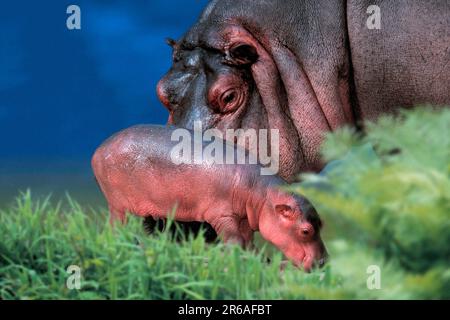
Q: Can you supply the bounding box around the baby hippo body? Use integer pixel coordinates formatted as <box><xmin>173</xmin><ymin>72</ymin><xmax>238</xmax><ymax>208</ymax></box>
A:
<box><xmin>92</xmin><ymin>125</ymin><xmax>327</xmax><ymax>270</ymax></box>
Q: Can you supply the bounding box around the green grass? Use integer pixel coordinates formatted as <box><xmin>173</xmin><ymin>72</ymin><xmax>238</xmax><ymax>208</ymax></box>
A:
<box><xmin>1</xmin><ymin>107</ymin><xmax>448</xmax><ymax>300</ymax></box>
<box><xmin>0</xmin><ymin>190</ymin><xmax>442</xmax><ymax>300</ymax></box>
<box><xmin>0</xmin><ymin>191</ymin><xmax>337</xmax><ymax>300</ymax></box>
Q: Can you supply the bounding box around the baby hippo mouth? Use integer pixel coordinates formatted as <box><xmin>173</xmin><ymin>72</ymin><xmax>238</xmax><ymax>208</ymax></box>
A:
<box><xmin>285</xmin><ymin>239</ymin><xmax>328</xmax><ymax>272</ymax></box>
<box><xmin>291</xmin><ymin>221</ymin><xmax>328</xmax><ymax>272</ymax></box>
<box><xmin>302</xmin><ymin>241</ymin><xmax>328</xmax><ymax>272</ymax></box>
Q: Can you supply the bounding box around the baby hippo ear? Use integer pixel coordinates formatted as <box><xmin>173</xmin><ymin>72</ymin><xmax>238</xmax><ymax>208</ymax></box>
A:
<box><xmin>275</xmin><ymin>204</ymin><xmax>296</xmax><ymax>220</ymax></box>
<box><xmin>226</xmin><ymin>43</ymin><xmax>258</xmax><ymax>66</ymax></box>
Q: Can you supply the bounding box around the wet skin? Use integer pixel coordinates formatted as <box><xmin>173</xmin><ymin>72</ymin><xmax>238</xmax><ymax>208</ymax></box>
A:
<box><xmin>92</xmin><ymin>125</ymin><xmax>327</xmax><ymax>271</ymax></box>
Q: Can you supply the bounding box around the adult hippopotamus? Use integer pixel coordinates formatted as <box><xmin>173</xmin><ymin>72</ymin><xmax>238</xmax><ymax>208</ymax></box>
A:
<box><xmin>92</xmin><ymin>125</ymin><xmax>327</xmax><ymax>271</ymax></box>
<box><xmin>157</xmin><ymin>0</ymin><xmax>450</xmax><ymax>181</ymax></box>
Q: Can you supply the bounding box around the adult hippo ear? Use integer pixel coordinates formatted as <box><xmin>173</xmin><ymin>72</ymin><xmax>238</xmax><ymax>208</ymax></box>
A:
<box><xmin>219</xmin><ymin>30</ymin><xmax>307</xmax><ymax>181</ymax></box>
<box><xmin>225</xmin><ymin>43</ymin><xmax>259</xmax><ymax>66</ymax></box>
<box><xmin>165</xmin><ymin>38</ymin><xmax>177</xmax><ymax>49</ymax></box>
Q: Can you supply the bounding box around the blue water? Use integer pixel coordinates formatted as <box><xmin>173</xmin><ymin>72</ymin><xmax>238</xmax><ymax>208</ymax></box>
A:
<box><xmin>0</xmin><ymin>1</ymin><xmax>209</xmax><ymax>206</ymax></box>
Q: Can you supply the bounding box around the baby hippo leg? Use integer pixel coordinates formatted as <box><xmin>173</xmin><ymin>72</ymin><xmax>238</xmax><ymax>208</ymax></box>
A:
<box><xmin>238</xmin><ymin>219</ymin><xmax>254</xmax><ymax>249</ymax></box>
<box><xmin>109</xmin><ymin>205</ymin><xmax>127</xmax><ymax>226</ymax></box>
<box><xmin>210</xmin><ymin>213</ymin><xmax>251</xmax><ymax>248</ymax></box>
<box><xmin>142</xmin><ymin>216</ymin><xmax>166</xmax><ymax>235</ymax></box>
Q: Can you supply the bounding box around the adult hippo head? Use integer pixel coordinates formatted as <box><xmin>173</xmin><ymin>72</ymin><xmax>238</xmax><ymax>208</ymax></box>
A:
<box><xmin>157</xmin><ymin>0</ymin><xmax>450</xmax><ymax>181</ymax></box>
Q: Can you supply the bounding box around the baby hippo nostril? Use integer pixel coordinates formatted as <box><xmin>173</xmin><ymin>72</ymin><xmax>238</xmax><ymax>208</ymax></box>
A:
<box><xmin>317</xmin><ymin>248</ymin><xmax>329</xmax><ymax>268</ymax></box>
<box><xmin>302</xmin><ymin>229</ymin><xmax>309</xmax><ymax>235</ymax></box>
<box><xmin>318</xmin><ymin>258</ymin><xmax>326</xmax><ymax>268</ymax></box>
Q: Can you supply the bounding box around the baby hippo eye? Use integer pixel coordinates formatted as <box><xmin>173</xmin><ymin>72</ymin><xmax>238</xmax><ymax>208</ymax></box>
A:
<box><xmin>299</xmin><ymin>222</ymin><xmax>315</xmax><ymax>240</ymax></box>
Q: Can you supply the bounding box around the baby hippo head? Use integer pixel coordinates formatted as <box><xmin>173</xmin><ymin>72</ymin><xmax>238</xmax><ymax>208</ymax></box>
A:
<box><xmin>259</xmin><ymin>189</ymin><xmax>327</xmax><ymax>272</ymax></box>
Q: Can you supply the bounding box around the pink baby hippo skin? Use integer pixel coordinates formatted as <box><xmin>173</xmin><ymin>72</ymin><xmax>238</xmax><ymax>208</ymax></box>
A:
<box><xmin>92</xmin><ymin>125</ymin><xmax>327</xmax><ymax>271</ymax></box>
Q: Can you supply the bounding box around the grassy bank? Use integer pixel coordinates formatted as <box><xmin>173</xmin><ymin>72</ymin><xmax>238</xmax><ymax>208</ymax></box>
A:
<box><xmin>0</xmin><ymin>191</ymin><xmax>336</xmax><ymax>299</ymax></box>
<box><xmin>1</xmin><ymin>107</ymin><xmax>449</xmax><ymax>299</ymax></box>
<box><xmin>0</xmin><ymin>191</ymin><xmax>424</xmax><ymax>300</ymax></box>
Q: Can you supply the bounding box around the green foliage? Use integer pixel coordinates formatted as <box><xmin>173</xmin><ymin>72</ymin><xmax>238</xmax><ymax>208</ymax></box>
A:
<box><xmin>290</xmin><ymin>106</ymin><xmax>450</xmax><ymax>299</ymax></box>
<box><xmin>1</xmin><ymin>107</ymin><xmax>448</xmax><ymax>299</ymax></box>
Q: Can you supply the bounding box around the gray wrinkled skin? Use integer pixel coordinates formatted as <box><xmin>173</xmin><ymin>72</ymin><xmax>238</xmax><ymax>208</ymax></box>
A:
<box><xmin>157</xmin><ymin>0</ymin><xmax>450</xmax><ymax>181</ymax></box>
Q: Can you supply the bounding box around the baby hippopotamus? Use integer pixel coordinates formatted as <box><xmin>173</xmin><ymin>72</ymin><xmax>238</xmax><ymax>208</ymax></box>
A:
<box><xmin>92</xmin><ymin>125</ymin><xmax>327</xmax><ymax>271</ymax></box>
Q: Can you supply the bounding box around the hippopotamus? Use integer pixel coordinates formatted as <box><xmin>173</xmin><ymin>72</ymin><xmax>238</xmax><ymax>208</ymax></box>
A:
<box><xmin>91</xmin><ymin>125</ymin><xmax>327</xmax><ymax>271</ymax></box>
<box><xmin>157</xmin><ymin>0</ymin><xmax>450</xmax><ymax>182</ymax></box>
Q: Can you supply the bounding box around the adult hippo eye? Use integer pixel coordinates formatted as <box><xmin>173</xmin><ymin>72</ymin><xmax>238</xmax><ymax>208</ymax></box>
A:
<box><xmin>222</xmin><ymin>90</ymin><xmax>236</xmax><ymax>104</ymax></box>
<box><xmin>208</xmin><ymin>74</ymin><xmax>248</xmax><ymax>114</ymax></box>
<box><xmin>218</xmin><ymin>89</ymin><xmax>241</xmax><ymax>113</ymax></box>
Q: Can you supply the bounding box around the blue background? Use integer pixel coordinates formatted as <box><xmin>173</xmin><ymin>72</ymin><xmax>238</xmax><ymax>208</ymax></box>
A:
<box><xmin>0</xmin><ymin>1</ymin><xmax>209</xmax><ymax>205</ymax></box>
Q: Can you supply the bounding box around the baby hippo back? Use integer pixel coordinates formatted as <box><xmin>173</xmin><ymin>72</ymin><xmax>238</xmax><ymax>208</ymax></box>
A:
<box><xmin>92</xmin><ymin>125</ymin><xmax>257</xmax><ymax>223</ymax></box>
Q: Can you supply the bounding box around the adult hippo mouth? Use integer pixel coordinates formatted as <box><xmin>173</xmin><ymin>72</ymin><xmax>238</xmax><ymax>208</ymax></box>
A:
<box><xmin>157</xmin><ymin>0</ymin><xmax>450</xmax><ymax>181</ymax></box>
